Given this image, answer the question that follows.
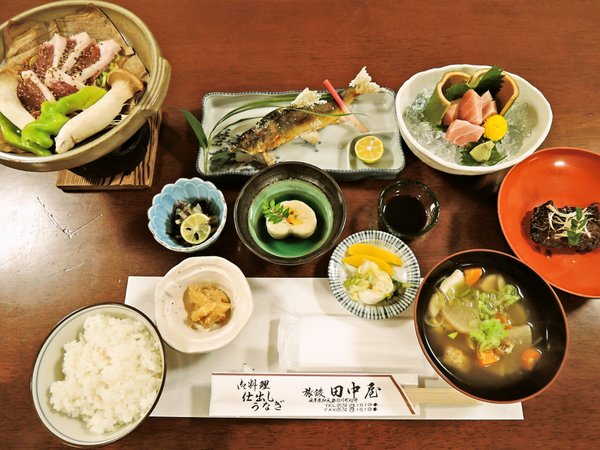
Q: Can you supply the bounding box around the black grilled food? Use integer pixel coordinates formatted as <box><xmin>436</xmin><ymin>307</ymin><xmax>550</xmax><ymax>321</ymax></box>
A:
<box><xmin>530</xmin><ymin>200</ymin><xmax>600</xmax><ymax>252</ymax></box>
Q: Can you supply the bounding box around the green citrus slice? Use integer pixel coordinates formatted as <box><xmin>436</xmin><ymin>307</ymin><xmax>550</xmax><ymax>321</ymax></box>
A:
<box><xmin>180</xmin><ymin>213</ymin><xmax>211</xmax><ymax>245</ymax></box>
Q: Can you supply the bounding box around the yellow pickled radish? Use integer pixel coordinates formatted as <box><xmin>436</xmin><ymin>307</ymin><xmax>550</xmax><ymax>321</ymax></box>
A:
<box><xmin>347</xmin><ymin>243</ymin><xmax>403</xmax><ymax>266</ymax></box>
<box><xmin>342</xmin><ymin>254</ymin><xmax>393</xmax><ymax>275</ymax></box>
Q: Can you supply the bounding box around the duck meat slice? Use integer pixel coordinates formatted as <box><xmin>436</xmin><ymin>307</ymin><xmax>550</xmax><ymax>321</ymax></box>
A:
<box><xmin>72</xmin><ymin>39</ymin><xmax>121</xmax><ymax>83</ymax></box>
<box><xmin>31</xmin><ymin>34</ymin><xmax>68</xmax><ymax>79</ymax></box>
<box><xmin>529</xmin><ymin>200</ymin><xmax>600</xmax><ymax>252</ymax></box>
<box><xmin>60</xmin><ymin>32</ymin><xmax>95</xmax><ymax>73</ymax></box>
<box><xmin>44</xmin><ymin>68</ymin><xmax>86</xmax><ymax>95</ymax></box>
<box><xmin>17</xmin><ymin>71</ymin><xmax>56</xmax><ymax>116</ymax></box>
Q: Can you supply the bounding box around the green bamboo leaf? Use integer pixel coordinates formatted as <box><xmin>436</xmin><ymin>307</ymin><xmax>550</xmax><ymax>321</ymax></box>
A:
<box><xmin>181</xmin><ymin>110</ymin><xmax>208</xmax><ymax>149</ymax></box>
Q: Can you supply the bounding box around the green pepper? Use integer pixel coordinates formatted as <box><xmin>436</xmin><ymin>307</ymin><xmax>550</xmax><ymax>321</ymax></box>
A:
<box><xmin>21</xmin><ymin>86</ymin><xmax>106</xmax><ymax>149</ymax></box>
<box><xmin>0</xmin><ymin>112</ymin><xmax>52</xmax><ymax>156</ymax></box>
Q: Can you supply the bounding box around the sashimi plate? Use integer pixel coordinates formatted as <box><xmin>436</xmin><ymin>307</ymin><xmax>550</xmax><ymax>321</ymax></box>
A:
<box><xmin>196</xmin><ymin>89</ymin><xmax>404</xmax><ymax>181</ymax></box>
<box><xmin>396</xmin><ymin>64</ymin><xmax>552</xmax><ymax>175</ymax></box>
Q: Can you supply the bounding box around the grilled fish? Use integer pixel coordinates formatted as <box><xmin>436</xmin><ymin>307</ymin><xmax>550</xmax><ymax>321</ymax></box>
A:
<box><xmin>229</xmin><ymin>67</ymin><xmax>380</xmax><ymax>165</ymax></box>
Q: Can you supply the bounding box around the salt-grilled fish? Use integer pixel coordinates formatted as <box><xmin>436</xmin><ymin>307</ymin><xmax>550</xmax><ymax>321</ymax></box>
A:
<box><xmin>229</xmin><ymin>67</ymin><xmax>380</xmax><ymax>165</ymax></box>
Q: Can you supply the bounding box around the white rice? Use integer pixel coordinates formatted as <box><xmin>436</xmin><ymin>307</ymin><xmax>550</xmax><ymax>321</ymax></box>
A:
<box><xmin>49</xmin><ymin>313</ymin><xmax>163</xmax><ymax>434</ymax></box>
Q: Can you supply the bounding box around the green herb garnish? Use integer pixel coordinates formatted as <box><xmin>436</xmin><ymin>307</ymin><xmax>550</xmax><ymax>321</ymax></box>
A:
<box><xmin>546</xmin><ymin>204</ymin><xmax>590</xmax><ymax>246</ymax></box>
<box><xmin>262</xmin><ymin>199</ymin><xmax>290</xmax><ymax>224</ymax></box>
<box><xmin>444</xmin><ymin>66</ymin><xmax>505</xmax><ymax>101</ymax></box>
<box><xmin>469</xmin><ymin>318</ymin><xmax>508</xmax><ymax>352</ymax></box>
<box><xmin>567</xmin><ymin>207</ymin><xmax>586</xmax><ymax>245</ymax></box>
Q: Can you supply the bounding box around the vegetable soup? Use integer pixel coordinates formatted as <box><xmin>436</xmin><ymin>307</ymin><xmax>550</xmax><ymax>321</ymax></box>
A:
<box><xmin>424</xmin><ymin>266</ymin><xmax>543</xmax><ymax>388</ymax></box>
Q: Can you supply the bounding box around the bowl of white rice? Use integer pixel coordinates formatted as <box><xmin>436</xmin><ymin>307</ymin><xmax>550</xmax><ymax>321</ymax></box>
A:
<box><xmin>396</xmin><ymin>64</ymin><xmax>552</xmax><ymax>175</ymax></box>
<box><xmin>31</xmin><ymin>303</ymin><xmax>166</xmax><ymax>447</ymax></box>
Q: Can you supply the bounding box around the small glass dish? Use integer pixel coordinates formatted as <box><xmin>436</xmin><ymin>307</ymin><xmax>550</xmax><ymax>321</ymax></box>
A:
<box><xmin>377</xmin><ymin>179</ymin><xmax>440</xmax><ymax>240</ymax></box>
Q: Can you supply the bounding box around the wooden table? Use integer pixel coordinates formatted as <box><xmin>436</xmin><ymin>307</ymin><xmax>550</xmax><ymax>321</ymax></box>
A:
<box><xmin>2</xmin><ymin>1</ymin><xmax>599</xmax><ymax>448</ymax></box>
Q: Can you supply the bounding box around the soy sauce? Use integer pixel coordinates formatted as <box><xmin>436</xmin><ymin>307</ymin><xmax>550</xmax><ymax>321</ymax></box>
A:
<box><xmin>382</xmin><ymin>195</ymin><xmax>427</xmax><ymax>235</ymax></box>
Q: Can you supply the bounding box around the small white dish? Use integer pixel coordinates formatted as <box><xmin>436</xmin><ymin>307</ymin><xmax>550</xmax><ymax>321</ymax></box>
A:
<box><xmin>154</xmin><ymin>256</ymin><xmax>253</xmax><ymax>353</ymax></box>
<box><xmin>396</xmin><ymin>64</ymin><xmax>553</xmax><ymax>175</ymax></box>
<box><xmin>328</xmin><ymin>230</ymin><xmax>421</xmax><ymax>320</ymax></box>
<box><xmin>30</xmin><ymin>303</ymin><xmax>165</xmax><ymax>447</ymax></box>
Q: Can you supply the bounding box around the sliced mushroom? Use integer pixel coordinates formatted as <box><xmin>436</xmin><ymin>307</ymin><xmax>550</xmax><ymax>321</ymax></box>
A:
<box><xmin>0</xmin><ymin>69</ymin><xmax>35</xmax><ymax>130</ymax></box>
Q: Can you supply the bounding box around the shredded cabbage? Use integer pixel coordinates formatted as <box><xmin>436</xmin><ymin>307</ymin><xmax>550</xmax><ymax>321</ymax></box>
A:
<box><xmin>343</xmin><ymin>260</ymin><xmax>394</xmax><ymax>305</ymax></box>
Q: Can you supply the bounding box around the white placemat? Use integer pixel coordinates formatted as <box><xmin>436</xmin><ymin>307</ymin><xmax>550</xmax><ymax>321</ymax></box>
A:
<box><xmin>125</xmin><ymin>276</ymin><xmax>523</xmax><ymax>420</ymax></box>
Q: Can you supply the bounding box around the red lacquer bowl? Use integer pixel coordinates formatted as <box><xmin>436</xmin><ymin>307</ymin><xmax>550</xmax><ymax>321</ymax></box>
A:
<box><xmin>498</xmin><ymin>147</ymin><xmax>600</xmax><ymax>297</ymax></box>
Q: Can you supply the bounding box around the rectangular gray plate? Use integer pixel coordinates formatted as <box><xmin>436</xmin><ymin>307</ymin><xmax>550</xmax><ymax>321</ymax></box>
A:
<box><xmin>195</xmin><ymin>88</ymin><xmax>404</xmax><ymax>181</ymax></box>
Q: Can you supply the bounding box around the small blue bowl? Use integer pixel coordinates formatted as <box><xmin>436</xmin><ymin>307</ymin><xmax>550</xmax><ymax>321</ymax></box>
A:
<box><xmin>148</xmin><ymin>178</ymin><xmax>227</xmax><ymax>252</ymax></box>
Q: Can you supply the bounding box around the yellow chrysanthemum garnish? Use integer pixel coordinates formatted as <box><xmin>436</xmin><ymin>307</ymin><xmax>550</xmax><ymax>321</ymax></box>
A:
<box><xmin>483</xmin><ymin>114</ymin><xmax>508</xmax><ymax>142</ymax></box>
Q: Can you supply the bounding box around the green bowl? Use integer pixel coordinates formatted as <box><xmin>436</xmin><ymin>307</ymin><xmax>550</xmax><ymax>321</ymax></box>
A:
<box><xmin>235</xmin><ymin>162</ymin><xmax>346</xmax><ymax>265</ymax></box>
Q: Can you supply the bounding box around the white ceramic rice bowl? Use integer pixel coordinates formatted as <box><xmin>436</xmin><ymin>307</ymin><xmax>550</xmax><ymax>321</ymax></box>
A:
<box><xmin>30</xmin><ymin>303</ymin><xmax>166</xmax><ymax>447</ymax></box>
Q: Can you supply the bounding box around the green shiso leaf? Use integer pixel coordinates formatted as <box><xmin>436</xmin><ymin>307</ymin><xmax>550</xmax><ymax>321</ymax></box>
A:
<box><xmin>444</xmin><ymin>66</ymin><xmax>505</xmax><ymax>101</ymax></box>
<box><xmin>444</xmin><ymin>83</ymin><xmax>470</xmax><ymax>102</ymax></box>
<box><xmin>460</xmin><ymin>144</ymin><xmax>506</xmax><ymax>166</ymax></box>
<box><xmin>474</xmin><ymin>66</ymin><xmax>505</xmax><ymax>97</ymax></box>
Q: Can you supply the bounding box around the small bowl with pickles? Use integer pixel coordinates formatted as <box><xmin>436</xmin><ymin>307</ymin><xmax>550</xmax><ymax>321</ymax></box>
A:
<box><xmin>234</xmin><ymin>162</ymin><xmax>346</xmax><ymax>265</ymax></box>
<box><xmin>148</xmin><ymin>177</ymin><xmax>227</xmax><ymax>253</ymax></box>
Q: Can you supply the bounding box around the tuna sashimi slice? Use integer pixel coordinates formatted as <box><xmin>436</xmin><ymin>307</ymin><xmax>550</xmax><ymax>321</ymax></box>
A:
<box><xmin>480</xmin><ymin>91</ymin><xmax>498</xmax><ymax>121</ymax></box>
<box><xmin>445</xmin><ymin>119</ymin><xmax>484</xmax><ymax>146</ymax></box>
<box><xmin>442</xmin><ymin>102</ymin><xmax>459</xmax><ymax>126</ymax></box>
<box><xmin>458</xmin><ymin>89</ymin><xmax>482</xmax><ymax>125</ymax></box>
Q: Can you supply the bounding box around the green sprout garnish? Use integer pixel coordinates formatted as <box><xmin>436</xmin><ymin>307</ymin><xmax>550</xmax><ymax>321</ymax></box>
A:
<box><xmin>261</xmin><ymin>199</ymin><xmax>290</xmax><ymax>224</ymax></box>
<box><xmin>546</xmin><ymin>204</ymin><xmax>590</xmax><ymax>246</ymax></box>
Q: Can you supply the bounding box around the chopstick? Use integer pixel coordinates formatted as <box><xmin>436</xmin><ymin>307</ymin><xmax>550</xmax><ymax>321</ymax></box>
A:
<box><xmin>403</xmin><ymin>386</ymin><xmax>480</xmax><ymax>405</ymax></box>
<box><xmin>323</xmin><ymin>79</ymin><xmax>369</xmax><ymax>133</ymax></box>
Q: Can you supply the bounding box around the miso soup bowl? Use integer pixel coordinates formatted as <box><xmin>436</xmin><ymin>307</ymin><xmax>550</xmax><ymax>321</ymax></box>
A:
<box><xmin>414</xmin><ymin>249</ymin><xmax>568</xmax><ymax>403</ymax></box>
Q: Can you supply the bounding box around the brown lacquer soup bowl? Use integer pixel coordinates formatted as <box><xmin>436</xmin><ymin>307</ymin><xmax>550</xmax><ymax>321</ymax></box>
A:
<box><xmin>414</xmin><ymin>249</ymin><xmax>568</xmax><ymax>403</ymax></box>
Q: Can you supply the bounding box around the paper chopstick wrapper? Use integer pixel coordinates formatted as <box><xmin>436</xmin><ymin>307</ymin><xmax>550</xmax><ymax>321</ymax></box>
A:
<box><xmin>209</xmin><ymin>372</ymin><xmax>419</xmax><ymax>418</ymax></box>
